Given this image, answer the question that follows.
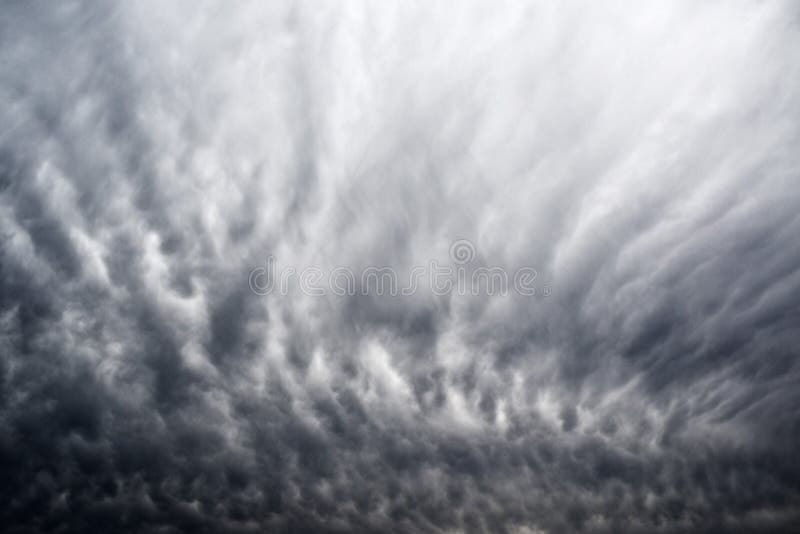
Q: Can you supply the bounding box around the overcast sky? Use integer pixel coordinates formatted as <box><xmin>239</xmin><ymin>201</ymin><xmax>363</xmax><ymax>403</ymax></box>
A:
<box><xmin>2</xmin><ymin>1</ymin><xmax>800</xmax><ymax>533</ymax></box>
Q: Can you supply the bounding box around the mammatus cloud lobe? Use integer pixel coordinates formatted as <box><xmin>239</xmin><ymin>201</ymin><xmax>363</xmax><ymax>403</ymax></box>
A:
<box><xmin>1</xmin><ymin>1</ymin><xmax>800</xmax><ymax>533</ymax></box>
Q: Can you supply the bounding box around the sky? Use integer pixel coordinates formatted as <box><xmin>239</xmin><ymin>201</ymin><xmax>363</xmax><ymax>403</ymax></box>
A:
<box><xmin>1</xmin><ymin>1</ymin><xmax>800</xmax><ymax>533</ymax></box>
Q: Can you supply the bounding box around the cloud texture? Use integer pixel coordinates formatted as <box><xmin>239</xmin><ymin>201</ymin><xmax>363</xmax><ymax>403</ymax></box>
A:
<box><xmin>1</xmin><ymin>1</ymin><xmax>800</xmax><ymax>532</ymax></box>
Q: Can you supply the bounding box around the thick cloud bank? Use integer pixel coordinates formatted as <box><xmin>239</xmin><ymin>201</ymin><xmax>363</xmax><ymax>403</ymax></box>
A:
<box><xmin>2</xmin><ymin>2</ymin><xmax>800</xmax><ymax>533</ymax></box>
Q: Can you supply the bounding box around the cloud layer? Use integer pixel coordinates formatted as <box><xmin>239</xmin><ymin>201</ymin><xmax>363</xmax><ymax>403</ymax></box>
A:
<box><xmin>2</xmin><ymin>1</ymin><xmax>800</xmax><ymax>532</ymax></box>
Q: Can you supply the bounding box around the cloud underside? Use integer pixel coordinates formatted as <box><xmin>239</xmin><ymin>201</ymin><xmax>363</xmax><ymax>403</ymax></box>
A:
<box><xmin>1</xmin><ymin>2</ymin><xmax>800</xmax><ymax>533</ymax></box>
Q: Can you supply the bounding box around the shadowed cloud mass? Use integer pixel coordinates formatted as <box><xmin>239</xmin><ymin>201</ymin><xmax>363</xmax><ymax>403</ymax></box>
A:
<box><xmin>1</xmin><ymin>1</ymin><xmax>800</xmax><ymax>532</ymax></box>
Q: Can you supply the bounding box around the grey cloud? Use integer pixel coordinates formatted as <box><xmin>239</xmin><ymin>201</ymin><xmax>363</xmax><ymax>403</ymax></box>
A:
<box><xmin>2</xmin><ymin>1</ymin><xmax>800</xmax><ymax>533</ymax></box>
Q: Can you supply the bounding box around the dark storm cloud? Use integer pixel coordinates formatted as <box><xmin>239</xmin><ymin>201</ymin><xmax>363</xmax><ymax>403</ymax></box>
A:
<box><xmin>2</xmin><ymin>1</ymin><xmax>800</xmax><ymax>533</ymax></box>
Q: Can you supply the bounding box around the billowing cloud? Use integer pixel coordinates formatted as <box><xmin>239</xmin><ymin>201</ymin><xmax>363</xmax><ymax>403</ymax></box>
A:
<box><xmin>1</xmin><ymin>1</ymin><xmax>799</xmax><ymax>532</ymax></box>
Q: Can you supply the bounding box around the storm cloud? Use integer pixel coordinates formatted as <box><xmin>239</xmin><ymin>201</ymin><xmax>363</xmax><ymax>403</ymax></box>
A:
<box><xmin>1</xmin><ymin>1</ymin><xmax>800</xmax><ymax>533</ymax></box>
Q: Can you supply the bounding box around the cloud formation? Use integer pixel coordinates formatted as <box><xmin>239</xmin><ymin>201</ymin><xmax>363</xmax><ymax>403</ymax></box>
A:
<box><xmin>1</xmin><ymin>1</ymin><xmax>799</xmax><ymax>532</ymax></box>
